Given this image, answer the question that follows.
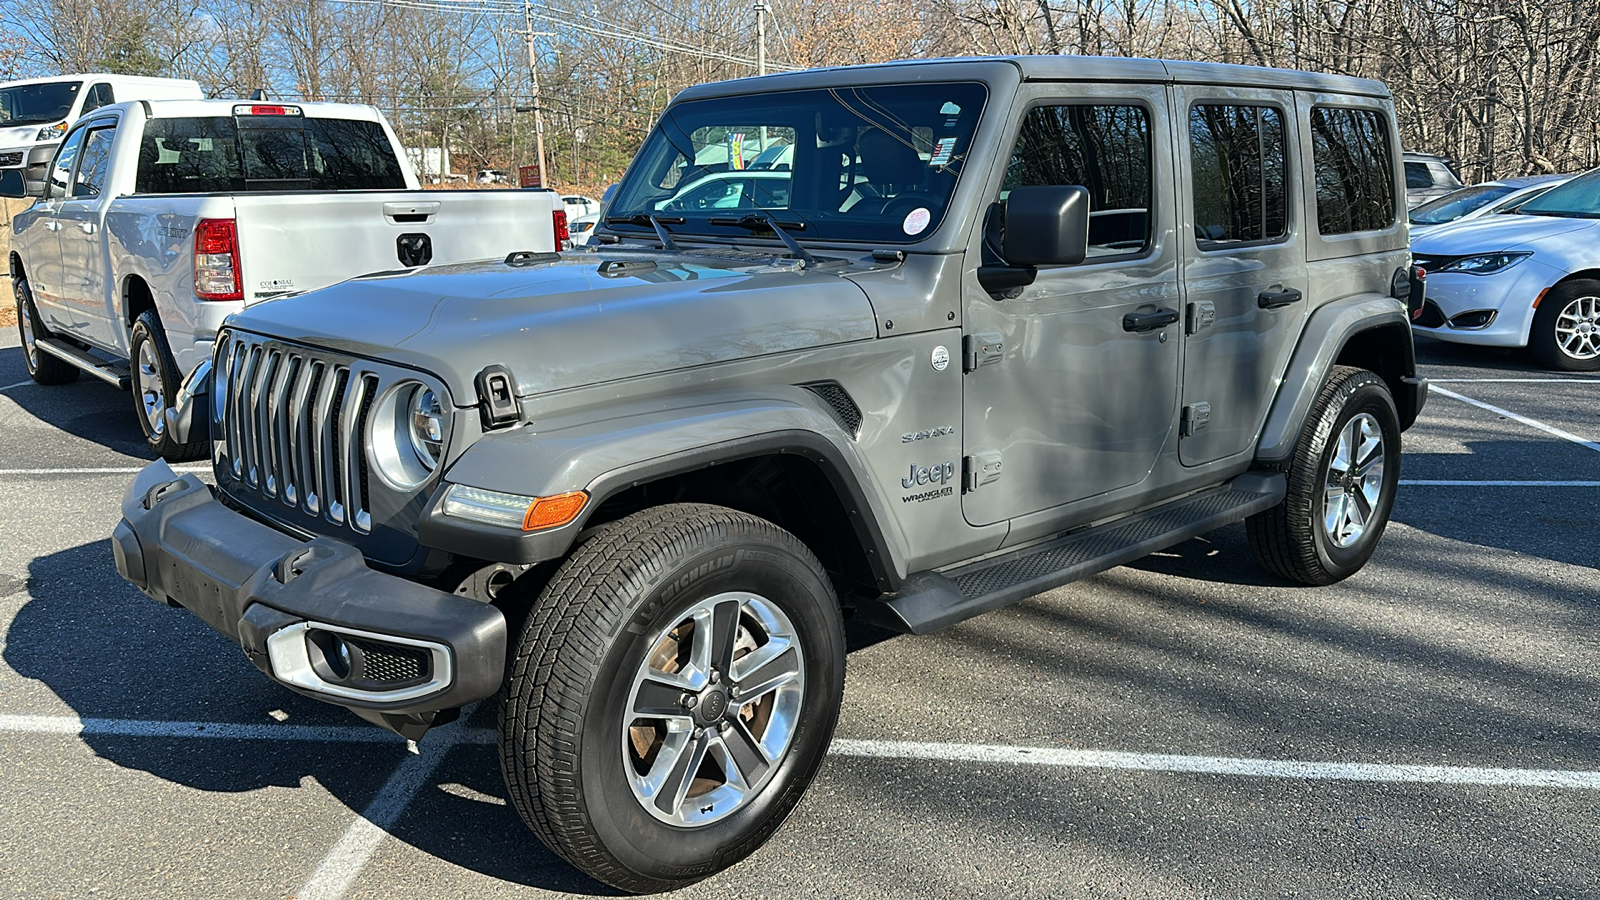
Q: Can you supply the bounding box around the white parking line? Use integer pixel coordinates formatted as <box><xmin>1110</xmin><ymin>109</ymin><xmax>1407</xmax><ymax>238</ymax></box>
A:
<box><xmin>0</xmin><ymin>379</ymin><xmax>32</xmax><ymax>394</ymax></box>
<box><xmin>298</xmin><ymin>720</ymin><xmax>469</xmax><ymax>900</ymax></box>
<box><xmin>0</xmin><ymin>465</ymin><xmax>210</xmax><ymax>476</ymax></box>
<box><xmin>1432</xmin><ymin>385</ymin><xmax>1600</xmax><ymax>454</ymax></box>
<box><xmin>5</xmin><ymin>712</ymin><xmax>1599</xmax><ymax>792</ymax></box>
<box><xmin>1430</xmin><ymin>378</ymin><xmax>1600</xmax><ymax>384</ymax></box>
<box><xmin>1401</xmin><ymin>480</ymin><xmax>1600</xmax><ymax>487</ymax></box>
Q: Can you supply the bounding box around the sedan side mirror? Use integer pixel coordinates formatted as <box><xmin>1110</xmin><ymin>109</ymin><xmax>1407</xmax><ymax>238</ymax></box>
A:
<box><xmin>0</xmin><ymin>168</ymin><xmax>28</xmax><ymax>199</ymax></box>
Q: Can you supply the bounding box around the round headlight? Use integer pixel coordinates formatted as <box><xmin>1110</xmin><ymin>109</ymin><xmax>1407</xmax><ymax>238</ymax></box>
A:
<box><xmin>369</xmin><ymin>381</ymin><xmax>448</xmax><ymax>490</ymax></box>
<box><xmin>408</xmin><ymin>387</ymin><xmax>444</xmax><ymax>467</ymax></box>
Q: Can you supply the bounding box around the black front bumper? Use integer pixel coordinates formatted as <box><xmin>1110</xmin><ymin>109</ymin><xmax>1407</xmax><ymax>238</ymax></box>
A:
<box><xmin>112</xmin><ymin>461</ymin><xmax>506</xmax><ymax>739</ymax></box>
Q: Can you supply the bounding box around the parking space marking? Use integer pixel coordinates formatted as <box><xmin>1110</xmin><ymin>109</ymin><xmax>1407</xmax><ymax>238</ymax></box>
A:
<box><xmin>1400</xmin><ymin>480</ymin><xmax>1600</xmax><ymax>487</ymax></box>
<box><xmin>297</xmin><ymin>721</ymin><xmax>469</xmax><ymax>900</ymax></box>
<box><xmin>830</xmin><ymin>740</ymin><xmax>1600</xmax><ymax>790</ymax></box>
<box><xmin>1431</xmin><ymin>385</ymin><xmax>1600</xmax><ymax>453</ymax></box>
<box><xmin>0</xmin><ymin>465</ymin><xmax>210</xmax><ymax>476</ymax></box>
<box><xmin>1430</xmin><ymin>378</ymin><xmax>1600</xmax><ymax>384</ymax></box>
<box><xmin>6</xmin><ymin>713</ymin><xmax>1599</xmax><ymax>792</ymax></box>
<box><xmin>0</xmin><ymin>379</ymin><xmax>32</xmax><ymax>394</ymax></box>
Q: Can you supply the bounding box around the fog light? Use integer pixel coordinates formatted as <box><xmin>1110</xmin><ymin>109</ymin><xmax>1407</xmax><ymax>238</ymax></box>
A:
<box><xmin>1449</xmin><ymin>309</ymin><xmax>1497</xmax><ymax>329</ymax></box>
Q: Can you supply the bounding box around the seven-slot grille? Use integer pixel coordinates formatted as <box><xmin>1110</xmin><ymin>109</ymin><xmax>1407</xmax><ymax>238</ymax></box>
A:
<box><xmin>216</xmin><ymin>333</ymin><xmax>379</xmax><ymax>533</ymax></box>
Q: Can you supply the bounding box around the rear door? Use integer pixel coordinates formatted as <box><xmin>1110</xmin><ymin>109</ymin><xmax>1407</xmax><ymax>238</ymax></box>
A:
<box><xmin>1173</xmin><ymin>86</ymin><xmax>1307</xmax><ymax>466</ymax></box>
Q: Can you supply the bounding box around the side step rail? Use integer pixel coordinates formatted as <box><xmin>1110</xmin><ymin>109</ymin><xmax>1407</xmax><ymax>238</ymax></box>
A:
<box><xmin>857</xmin><ymin>472</ymin><xmax>1286</xmax><ymax>635</ymax></box>
<box><xmin>35</xmin><ymin>337</ymin><xmax>131</xmax><ymax>389</ymax></box>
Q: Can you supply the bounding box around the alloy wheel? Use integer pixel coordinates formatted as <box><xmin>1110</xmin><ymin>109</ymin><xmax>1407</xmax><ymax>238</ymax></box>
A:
<box><xmin>135</xmin><ymin>341</ymin><xmax>167</xmax><ymax>436</ymax></box>
<box><xmin>1322</xmin><ymin>412</ymin><xmax>1385</xmax><ymax>548</ymax></box>
<box><xmin>1553</xmin><ymin>294</ymin><xmax>1600</xmax><ymax>361</ymax></box>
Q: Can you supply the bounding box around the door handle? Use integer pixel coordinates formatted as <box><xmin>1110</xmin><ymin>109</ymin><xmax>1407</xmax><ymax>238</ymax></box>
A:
<box><xmin>1258</xmin><ymin>287</ymin><xmax>1303</xmax><ymax>309</ymax></box>
<box><xmin>44</xmin><ymin>220</ymin><xmax>61</xmax><ymax>231</ymax></box>
<box><xmin>1122</xmin><ymin>307</ymin><xmax>1180</xmax><ymax>333</ymax></box>
<box><xmin>78</xmin><ymin>222</ymin><xmax>96</xmax><ymax>234</ymax></box>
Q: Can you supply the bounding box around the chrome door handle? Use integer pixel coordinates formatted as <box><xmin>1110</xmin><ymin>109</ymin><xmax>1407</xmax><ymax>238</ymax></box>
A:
<box><xmin>78</xmin><ymin>222</ymin><xmax>96</xmax><ymax>234</ymax></box>
<box><xmin>44</xmin><ymin>221</ymin><xmax>61</xmax><ymax>231</ymax></box>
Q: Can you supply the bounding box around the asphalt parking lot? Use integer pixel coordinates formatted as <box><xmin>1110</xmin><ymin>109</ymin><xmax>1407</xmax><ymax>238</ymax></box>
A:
<box><xmin>1</xmin><ymin>324</ymin><xmax>1597</xmax><ymax>900</ymax></box>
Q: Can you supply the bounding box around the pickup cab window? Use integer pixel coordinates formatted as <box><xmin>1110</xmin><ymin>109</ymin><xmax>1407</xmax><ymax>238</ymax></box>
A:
<box><xmin>606</xmin><ymin>82</ymin><xmax>988</xmax><ymax>243</ymax></box>
<box><xmin>46</xmin><ymin>126</ymin><xmax>89</xmax><ymax>199</ymax></box>
<box><xmin>72</xmin><ymin>127</ymin><xmax>117</xmax><ymax>198</ymax></box>
<box><xmin>135</xmin><ymin>116</ymin><xmax>406</xmax><ymax>193</ymax></box>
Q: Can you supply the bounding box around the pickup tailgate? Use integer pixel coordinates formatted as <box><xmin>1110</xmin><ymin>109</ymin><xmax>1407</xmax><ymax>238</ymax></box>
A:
<box><xmin>230</xmin><ymin>190</ymin><xmax>557</xmax><ymax>303</ymax></box>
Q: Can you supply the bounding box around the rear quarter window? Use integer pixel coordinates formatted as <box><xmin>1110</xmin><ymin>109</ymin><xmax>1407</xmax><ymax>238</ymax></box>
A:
<box><xmin>1311</xmin><ymin>107</ymin><xmax>1395</xmax><ymax>235</ymax></box>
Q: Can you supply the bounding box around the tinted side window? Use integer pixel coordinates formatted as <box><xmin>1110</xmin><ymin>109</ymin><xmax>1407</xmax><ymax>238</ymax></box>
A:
<box><xmin>47</xmin><ymin>127</ymin><xmax>89</xmax><ymax>199</ymax></box>
<box><xmin>1003</xmin><ymin>104</ymin><xmax>1152</xmax><ymax>258</ymax></box>
<box><xmin>1190</xmin><ymin>104</ymin><xmax>1287</xmax><ymax>245</ymax></box>
<box><xmin>81</xmin><ymin>83</ymin><xmax>115</xmax><ymax>114</ymax></box>
<box><xmin>1311</xmin><ymin>107</ymin><xmax>1396</xmax><ymax>234</ymax></box>
<box><xmin>1404</xmin><ymin>161</ymin><xmax>1431</xmax><ymax>188</ymax></box>
<box><xmin>72</xmin><ymin>127</ymin><xmax>116</xmax><ymax>198</ymax></box>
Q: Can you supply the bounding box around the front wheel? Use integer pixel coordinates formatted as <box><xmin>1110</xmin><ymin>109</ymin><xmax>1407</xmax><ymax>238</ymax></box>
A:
<box><xmin>128</xmin><ymin>309</ymin><xmax>206</xmax><ymax>462</ymax></box>
<box><xmin>14</xmin><ymin>276</ymin><xmax>79</xmax><ymax>385</ymax></box>
<box><xmin>1247</xmin><ymin>366</ymin><xmax>1401</xmax><ymax>585</ymax></box>
<box><xmin>1529</xmin><ymin>279</ymin><xmax>1600</xmax><ymax>371</ymax></box>
<box><xmin>499</xmin><ymin>504</ymin><xmax>845</xmax><ymax>893</ymax></box>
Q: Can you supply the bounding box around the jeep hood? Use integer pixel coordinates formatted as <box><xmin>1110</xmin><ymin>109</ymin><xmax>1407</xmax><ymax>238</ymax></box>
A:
<box><xmin>1411</xmin><ymin>213</ymin><xmax>1598</xmax><ymax>254</ymax></box>
<box><xmin>226</xmin><ymin>253</ymin><xmax>879</xmax><ymax>403</ymax></box>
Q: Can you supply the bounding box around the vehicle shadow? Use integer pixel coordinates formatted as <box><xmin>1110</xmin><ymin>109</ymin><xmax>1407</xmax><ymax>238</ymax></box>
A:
<box><xmin>0</xmin><ymin>345</ymin><xmax>155</xmax><ymax>459</ymax></box>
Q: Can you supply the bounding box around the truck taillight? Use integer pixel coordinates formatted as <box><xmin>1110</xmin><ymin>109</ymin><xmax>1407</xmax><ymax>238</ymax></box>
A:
<box><xmin>194</xmin><ymin>218</ymin><xmax>243</xmax><ymax>301</ymax></box>
<box><xmin>553</xmin><ymin>209</ymin><xmax>570</xmax><ymax>250</ymax></box>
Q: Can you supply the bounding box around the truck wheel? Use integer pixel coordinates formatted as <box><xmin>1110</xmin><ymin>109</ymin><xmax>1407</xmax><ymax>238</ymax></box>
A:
<box><xmin>1529</xmin><ymin>279</ymin><xmax>1600</xmax><ymax>371</ymax></box>
<box><xmin>1247</xmin><ymin>366</ymin><xmax>1401</xmax><ymax>586</ymax></box>
<box><xmin>13</xmin><ymin>277</ymin><xmax>79</xmax><ymax>385</ymax></box>
<box><xmin>499</xmin><ymin>503</ymin><xmax>845</xmax><ymax>893</ymax></box>
<box><xmin>128</xmin><ymin>309</ymin><xmax>206</xmax><ymax>462</ymax></box>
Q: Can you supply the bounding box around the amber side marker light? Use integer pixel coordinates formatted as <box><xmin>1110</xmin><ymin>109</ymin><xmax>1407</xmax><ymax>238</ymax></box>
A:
<box><xmin>523</xmin><ymin>491</ymin><xmax>588</xmax><ymax>531</ymax></box>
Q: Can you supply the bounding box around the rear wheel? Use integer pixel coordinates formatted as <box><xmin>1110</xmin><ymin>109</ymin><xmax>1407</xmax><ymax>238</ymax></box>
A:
<box><xmin>499</xmin><ymin>504</ymin><xmax>845</xmax><ymax>893</ymax></box>
<box><xmin>1529</xmin><ymin>279</ymin><xmax>1600</xmax><ymax>371</ymax></box>
<box><xmin>1247</xmin><ymin>366</ymin><xmax>1401</xmax><ymax>585</ymax></box>
<box><xmin>128</xmin><ymin>309</ymin><xmax>206</xmax><ymax>462</ymax></box>
<box><xmin>13</xmin><ymin>276</ymin><xmax>78</xmax><ymax>385</ymax></box>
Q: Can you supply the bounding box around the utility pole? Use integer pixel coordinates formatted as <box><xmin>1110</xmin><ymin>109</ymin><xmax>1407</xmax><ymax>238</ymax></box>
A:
<box><xmin>522</xmin><ymin>0</ymin><xmax>551</xmax><ymax>187</ymax></box>
<box><xmin>754</xmin><ymin>2</ymin><xmax>768</xmax><ymax>76</ymax></box>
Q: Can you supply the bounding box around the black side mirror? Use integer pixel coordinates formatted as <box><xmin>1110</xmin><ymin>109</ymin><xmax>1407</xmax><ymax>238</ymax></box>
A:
<box><xmin>0</xmin><ymin>169</ymin><xmax>25</xmax><ymax>199</ymax></box>
<box><xmin>977</xmin><ymin>185</ymin><xmax>1091</xmax><ymax>296</ymax></box>
<box><xmin>1004</xmin><ymin>185</ymin><xmax>1091</xmax><ymax>266</ymax></box>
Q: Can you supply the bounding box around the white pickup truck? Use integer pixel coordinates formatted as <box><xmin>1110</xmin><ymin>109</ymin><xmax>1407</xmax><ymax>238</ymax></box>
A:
<box><xmin>3</xmin><ymin>98</ymin><xmax>567</xmax><ymax>459</ymax></box>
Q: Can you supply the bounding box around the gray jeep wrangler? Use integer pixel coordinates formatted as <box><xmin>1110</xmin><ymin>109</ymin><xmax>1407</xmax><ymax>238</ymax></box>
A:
<box><xmin>112</xmin><ymin>57</ymin><xmax>1426</xmax><ymax>892</ymax></box>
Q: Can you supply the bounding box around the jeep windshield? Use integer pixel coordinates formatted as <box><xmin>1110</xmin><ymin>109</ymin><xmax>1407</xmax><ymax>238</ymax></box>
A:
<box><xmin>606</xmin><ymin>82</ymin><xmax>988</xmax><ymax>244</ymax></box>
<box><xmin>0</xmin><ymin>81</ymin><xmax>82</xmax><ymax>127</ymax></box>
<box><xmin>1514</xmin><ymin>168</ymin><xmax>1600</xmax><ymax>219</ymax></box>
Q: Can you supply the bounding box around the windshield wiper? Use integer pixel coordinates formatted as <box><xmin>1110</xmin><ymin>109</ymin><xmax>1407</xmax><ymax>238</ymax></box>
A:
<box><xmin>604</xmin><ymin>213</ymin><xmax>686</xmax><ymax>252</ymax></box>
<box><xmin>708</xmin><ymin>214</ymin><xmax>816</xmax><ymax>268</ymax></box>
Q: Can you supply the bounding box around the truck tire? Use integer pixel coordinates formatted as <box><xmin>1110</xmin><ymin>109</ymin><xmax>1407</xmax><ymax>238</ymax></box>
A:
<box><xmin>13</xmin><ymin>277</ymin><xmax>79</xmax><ymax>385</ymax></box>
<box><xmin>1247</xmin><ymin>366</ymin><xmax>1401</xmax><ymax>586</ymax></box>
<box><xmin>499</xmin><ymin>503</ymin><xmax>845</xmax><ymax>893</ymax></box>
<box><xmin>1528</xmin><ymin>279</ymin><xmax>1600</xmax><ymax>371</ymax></box>
<box><xmin>128</xmin><ymin>309</ymin><xmax>206</xmax><ymax>462</ymax></box>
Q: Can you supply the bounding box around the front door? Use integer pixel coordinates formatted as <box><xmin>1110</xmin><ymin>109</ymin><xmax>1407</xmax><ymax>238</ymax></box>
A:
<box><xmin>1173</xmin><ymin>87</ymin><xmax>1308</xmax><ymax>465</ymax></box>
<box><xmin>962</xmin><ymin>84</ymin><xmax>1181</xmax><ymax>528</ymax></box>
<box><xmin>26</xmin><ymin>124</ymin><xmax>89</xmax><ymax>323</ymax></box>
<box><xmin>54</xmin><ymin>121</ymin><xmax>119</xmax><ymax>349</ymax></box>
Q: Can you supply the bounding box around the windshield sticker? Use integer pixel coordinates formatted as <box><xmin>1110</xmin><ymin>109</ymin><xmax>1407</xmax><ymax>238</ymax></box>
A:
<box><xmin>903</xmin><ymin>207</ymin><xmax>932</xmax><ymax>235</ymax></box>
<box><xmin>929</xmin><ymin>137</ymin><xmax>957</xmax><ymax>167</ymax></box>
<box><xmin>728</xmin><ymin>132</ymin><xmax>746</xmax><ymax>170</ymax></box>
<box><xmin>940</xmin><ymin>102</ymin><xmax>961</xmax><ymax>116</ymax></box>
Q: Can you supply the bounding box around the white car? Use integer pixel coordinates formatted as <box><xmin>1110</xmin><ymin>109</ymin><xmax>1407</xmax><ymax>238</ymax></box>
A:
<box><xmin>1410</xmin><ymin>167</ymin><xmax>1600</xmax><ymax>370</ymax></box>
<box><xmin>1</xmin><ymin>73</ymin><xmax>202</xmax><ymax>178</ymax></box>
<box><xmin>562</xmin><ymin>194</ymin><xmax>599</xmax><ymax>218</ymax></box>
<box><xmin>568</xmin><ymin>211</ymin><xmax>601</xmax><ymax>247</ymax></box>
<box><xmin>1408</xmin><ymin>175</ymin><xmax>1570</xmax><ymax>240</ymax></box>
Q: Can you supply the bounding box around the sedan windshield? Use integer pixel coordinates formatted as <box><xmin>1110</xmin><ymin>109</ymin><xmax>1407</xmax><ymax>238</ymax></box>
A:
<box><xmin>0</xmin><ymin>81</ymin><xmax>82</xmax><ymax>127</ymax></box>
<box><xmin>606</xmin><ymin>82</ymin><xmax>989</xmax><ymax>244</ymax></box>
<box><xmin>1409</xmin><ymin>184</ymin><xmax>1515</xmax><ymax>225</ymax></box>
<box><xmin>1515</xmin><ymin>168</ymin><xmax>1600</xmax><ymax>219</ymax></box>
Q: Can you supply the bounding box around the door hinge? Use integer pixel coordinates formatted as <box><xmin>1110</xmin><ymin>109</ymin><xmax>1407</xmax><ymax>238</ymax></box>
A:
<box><xmin>963</xmin><ymin>451</ymin><xmax>1003</xmax><ymax>492</ymax></box>
<box><xmin>1187</xmin><ymin>300</ymin><xmax>1215</xmax><ymax>335</ymax></box>
<box><xmin>963</xmin><ymin>333</ymin><xmax>1005</xmax><ymax>373</ymax></box>
<box><xmin>1181</xmin><ymin>402</ymin><xmax>1211</xmax><ymax>437</ymax></box>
